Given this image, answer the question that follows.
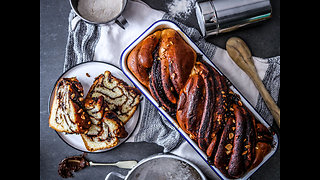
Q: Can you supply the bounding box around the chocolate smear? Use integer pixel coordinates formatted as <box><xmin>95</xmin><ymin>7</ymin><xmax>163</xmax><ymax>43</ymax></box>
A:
<box><xmin>58</xmin><ymin>153</ymin><xmax>89</xmax><ymax>178</ymax></box>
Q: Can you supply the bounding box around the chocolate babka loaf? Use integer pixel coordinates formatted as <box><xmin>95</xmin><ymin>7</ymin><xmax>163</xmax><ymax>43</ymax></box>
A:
<box><xmin>127</xmin><ymin>28</ymin><xmax>273</xmax><ymax>178</ymax></box>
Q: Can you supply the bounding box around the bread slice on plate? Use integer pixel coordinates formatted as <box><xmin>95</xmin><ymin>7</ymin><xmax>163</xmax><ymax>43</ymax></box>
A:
<box><xmin>85</xmin><ymin>70</ymin><xmax>141</xmax><ymax>124</ymax></box>
<box><xmin>81</xmin><ymin>111</ymin><xmax>128</xmax><ymax>152</ymax></box>
<box><xmin>49</xmin><ymin>77</ymin><xmax>91</xmax><ymax>134</ymax></box>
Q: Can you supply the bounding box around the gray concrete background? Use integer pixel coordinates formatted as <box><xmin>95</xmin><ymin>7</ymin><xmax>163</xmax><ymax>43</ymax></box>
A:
<box><xmin>40</xmin><ymin>0</ymin><xmax>280</xmax><ymax>179</ymax></box>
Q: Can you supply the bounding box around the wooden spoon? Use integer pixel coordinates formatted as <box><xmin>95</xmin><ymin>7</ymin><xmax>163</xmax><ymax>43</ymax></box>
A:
<box><xmin>226</xmin><ymin>37</ymin><xmax>280</xmax><ymax>128</ymax></box>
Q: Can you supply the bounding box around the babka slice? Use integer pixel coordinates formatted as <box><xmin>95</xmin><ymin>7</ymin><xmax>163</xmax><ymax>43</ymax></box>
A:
<box><xmin>85</xmin><ymin>71</ymin><xmax>141</xmax><ymax>124</ymax></box>
<box><xmin>49</xmin><ymin>77</ymin><xmax>91</xmax><ymax>134</ymax></box>
<box><xmin>81</xmin><ymin>111</ymin><xmax>128</xmax><ymax>152</ymax></box>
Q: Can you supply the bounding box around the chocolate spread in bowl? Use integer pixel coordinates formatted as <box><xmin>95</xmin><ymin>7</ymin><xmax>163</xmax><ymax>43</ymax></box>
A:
<box><xmin>58</xmin><ymin>153</ymin><xmax>89</xmax><ymax>178</ymax></box>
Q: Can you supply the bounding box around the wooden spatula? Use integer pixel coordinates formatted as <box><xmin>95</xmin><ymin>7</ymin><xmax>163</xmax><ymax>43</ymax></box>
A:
<box><xmin>226</xmin><ymin>37</ymin><xmax>280</xmax><ymax>128</ymax></box>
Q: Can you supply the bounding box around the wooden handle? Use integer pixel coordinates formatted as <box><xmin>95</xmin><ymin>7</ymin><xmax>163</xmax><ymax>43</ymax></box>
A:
<box><xmin>226</xmin><ymin>37</ymin><xmax>280</xmax><ymax>128</ymax></box>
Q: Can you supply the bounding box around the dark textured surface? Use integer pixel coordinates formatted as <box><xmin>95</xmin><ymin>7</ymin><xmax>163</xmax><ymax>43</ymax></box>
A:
<box><xmin>40</xmin><ymin>0</ymin><xmax>279</xmax><ymax>179</ymax></box>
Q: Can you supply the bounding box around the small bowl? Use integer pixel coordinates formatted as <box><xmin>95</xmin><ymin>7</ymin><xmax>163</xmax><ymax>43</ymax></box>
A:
<box><xmin>69</xmin><ymin>0</ymin><xmax>128</xmax><ymax>29</ymax></box>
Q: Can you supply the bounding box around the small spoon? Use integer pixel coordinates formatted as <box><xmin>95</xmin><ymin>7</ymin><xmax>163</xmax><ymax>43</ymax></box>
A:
<box><xmin>226</xmin><ymin>37</ymin><xmax>280</xmax><ymax>128</ymax></box>
<box><xmin>59</xmin><ymin>154</ymin><xmax>138</xmax><ymax>178</ymax></box>
<box><xmin>89</xmin><ymin>160</ymin><xmax>138</xmax><ymax>169</ymax></box>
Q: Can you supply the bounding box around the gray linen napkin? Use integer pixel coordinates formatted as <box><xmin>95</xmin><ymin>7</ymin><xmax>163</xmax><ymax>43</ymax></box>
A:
<box><xmin>63</xmin><ymin>10</ymin><xmax>280</xmax><ymax>153</ymax></box>
<box><xmin>64</xmin><ymin>11</ymin><xmax>101</xmax><ymax>72</ymax></box>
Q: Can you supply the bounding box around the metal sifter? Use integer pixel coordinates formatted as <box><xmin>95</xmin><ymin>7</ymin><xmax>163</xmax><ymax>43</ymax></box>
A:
<box><xmin>195</xmin><ymin>0</ymin><xmax>272</xmax><ymax>37</ymax></box>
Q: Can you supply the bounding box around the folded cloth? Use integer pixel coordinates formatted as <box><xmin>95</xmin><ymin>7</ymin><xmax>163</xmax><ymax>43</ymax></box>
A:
<box><xmin>63</xmin><ymin>0</ymin><xmax>279</xmax><ymax>178</ymax></box>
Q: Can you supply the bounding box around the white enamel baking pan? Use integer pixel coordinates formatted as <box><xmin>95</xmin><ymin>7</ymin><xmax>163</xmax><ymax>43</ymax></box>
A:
<box><xmin>120</xmin><ymin>20</ymin><xmax>278</xmax><ymax>180</ymax></box>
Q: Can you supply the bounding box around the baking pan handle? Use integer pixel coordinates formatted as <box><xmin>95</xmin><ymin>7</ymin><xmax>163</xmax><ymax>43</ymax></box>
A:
<box><xmin>115</xmin><ymin>15</ymin><xmax>129</xmax><ymax>30</ymax></box>
<box><xmin>71</xmin><ymin>15</ymin><xmax>82</xmax><ymax>31</ymax></box>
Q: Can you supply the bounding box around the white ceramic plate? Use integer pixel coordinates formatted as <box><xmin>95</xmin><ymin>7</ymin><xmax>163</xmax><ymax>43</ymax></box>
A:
<box><xmin>120</xmin><ymin>20</ymin><xmax>278</xmax><ymax>179</ymax></box>
<box><xmin>48</xmin><ymin>61</ymin><xmax>141</xmax><ymax>153</ymax></box>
